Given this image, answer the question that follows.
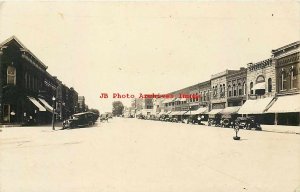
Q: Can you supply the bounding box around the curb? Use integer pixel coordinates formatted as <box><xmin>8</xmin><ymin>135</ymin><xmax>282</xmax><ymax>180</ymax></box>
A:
<box><xmin>261</xmin><ymin>130</ymin><xmax>300</xmax><ymax>135</ymax></box>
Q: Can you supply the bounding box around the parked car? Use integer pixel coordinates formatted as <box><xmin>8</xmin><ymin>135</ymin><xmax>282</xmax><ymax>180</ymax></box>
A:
<box><xmin>235</xmin><ymin>116</ymin><xmax>261</xmax><ymax>130</ymax></box>
<box><xmin>63</xmin><ymin>112</ymin><xmax>98</xmax><ymax>129</ymax></box>
<box><xmin>208</xmin><ymin>114</ymin><xmax>222</xmax><ymax>127</ymax></box>
<box><xmin>187</xmin><ymin>115</ymin><xmax>204</xmax><ymax>125</ymax></box>
<box><xmin>221</xmin><ymin>114</ymin><xmax>237</xmax><ymax>128</ymax></box>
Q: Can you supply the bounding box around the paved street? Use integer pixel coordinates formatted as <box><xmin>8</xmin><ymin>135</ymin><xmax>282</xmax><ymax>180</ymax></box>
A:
<box><xmin>1</xmin><ymin>118</ymin><xmax>300</xmax><ymax>192</ymax></box>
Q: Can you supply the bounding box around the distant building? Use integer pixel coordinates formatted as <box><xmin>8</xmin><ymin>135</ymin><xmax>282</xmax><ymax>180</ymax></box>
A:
<box><xmin>210</xmin><ymin>70</ymin><xmax>239</xmax><ymax>109</ymax></box>
<box><xmin>226</xmin><ymin>68</ymin><xmax>247</xmax><ymax>106</ymax></box>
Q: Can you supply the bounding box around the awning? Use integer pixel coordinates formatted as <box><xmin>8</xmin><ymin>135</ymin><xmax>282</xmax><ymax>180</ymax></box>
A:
<box><xmin>189</xmin><ymin>107</ymin><xmax>208</xmax><ymax>115</ymax></box>
<box><xmin>38</xmin><ymin>98</ymin><xmax>53</xmax><ymax>112</ymax></box>
<box><xmin>252</xmin><ymin>82</ymin><xmax>265</xmax><ymax>90</ymax></box>
<box><xmin>27</xmin><ymin>96</ymin><xmax>46</xmax><ymax>111</ymax></box>
<box><xmin>266</xmin><ymin>94</ymin><xmax>300</xmax><ymax>113</ymax></box>
<box><xmin>174</xmin><ymin>98</ymin><xmax>181</xmax><ymax>101</ymax></box>
<box><xmin>238</xmin><ymin>97</ymin><xmax>274</xmax><ymax>114</ymax></box>
<box><xmin>177</xmin><ymin>111</ymin><xmax>189</xmax><ymax>115</ymax></box>
<box><xmin>220</xmin><ymin>106</ymin><xmax>241</xmax><ymax>115</ymax></box>
<box><xmin>169</xmin><ymin>111</ymin><xmax>176</xmax><ymax>115</ymax></box>
<box><xmin>208</xmin><ymin>109</ymin><xmax>223</xmax><ymax>115</ymax></box>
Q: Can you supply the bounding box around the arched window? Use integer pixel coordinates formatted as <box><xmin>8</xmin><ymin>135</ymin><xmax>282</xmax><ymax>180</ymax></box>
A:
<box><xmin>233</xmin><ymin>84</ymin><xmax>236</xmax><ymax>96</ymax></box>
<box><xmin>290</xmin><ymin>66</ymin><xmax>297</xmax><ymax>89</ymax></box>
<box><xmin>268</xmin><ymin>78</ymin><xmax>272</xmax><ymax>92</ymax></box>
<box><xmin>238</xmin><ymin>83</ymin><xmax>242</xmax><ymax>96</ymax></box>
<box><xmin>228</xmin><ymin>85</ymin><xmax>232</xmax><ymax>97</ymax></box>
<box><xmin>250</xmin><ymin>82</ymin><xmax>253</xmax><ymax>94</ymax></box>
<box><xmin>7</xmin><ymin>66</ymin><xmax>16</xmax><ymax>85</ymax></box>
<box><xmin>256</xmin><ymin>75</ymin><xmax>265</xmax><ymax>83</ymax></box>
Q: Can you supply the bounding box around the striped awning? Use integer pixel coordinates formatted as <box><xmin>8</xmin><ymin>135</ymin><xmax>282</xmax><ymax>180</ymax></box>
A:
<box><xmin>27</xmin><ymin>96</ymin><xmax>46</xmax><ymax>111</ymax></box>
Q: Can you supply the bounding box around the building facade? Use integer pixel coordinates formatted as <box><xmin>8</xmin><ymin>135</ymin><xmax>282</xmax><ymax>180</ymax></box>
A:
<box><xmin>210</xmin><ymin>70</ymin><xmax>238</xmax><ymax>110</ymax></box>
<box><xmin>270</xmin><ymin>41</ymin><xmax>300</xmax><ymax>125</ymax></box>
<box><xmin>246</xmin><ymin>58</ymin><xmax>276</xmax><ymax>99</ymax></box>
<box><xmin>0</xmin><ymin>36</ymin><xmax>84</xmax><ymax>126</ymax></box>
<box><xmin>226</xmin><ymin>68</ymin><xmax>247</xmax><ymax>106</ymax></box>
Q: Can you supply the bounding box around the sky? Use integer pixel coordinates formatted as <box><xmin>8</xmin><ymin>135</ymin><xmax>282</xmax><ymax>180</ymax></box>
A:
<box><xmin>0</xmin><ymin>1</ymin><xmax>299</xmax><ymax>112</ymax></box>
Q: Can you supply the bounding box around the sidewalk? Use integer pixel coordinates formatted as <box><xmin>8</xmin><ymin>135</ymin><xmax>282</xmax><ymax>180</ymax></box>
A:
<box><xmin>261</xmin><ymin>124</ymin><xmax>300</xmax><ymax>134</ymax></box>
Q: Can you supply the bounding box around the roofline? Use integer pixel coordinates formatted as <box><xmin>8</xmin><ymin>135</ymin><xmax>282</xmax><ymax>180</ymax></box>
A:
<box><xmin>0</xmin><ymin>36</ymin><xmax>48</xmax><ymax>69</ymax></box>
<box><xmin>271</xmin><ymin>41</ymin><xmax>300</xmax><ymax>54</ymax></box>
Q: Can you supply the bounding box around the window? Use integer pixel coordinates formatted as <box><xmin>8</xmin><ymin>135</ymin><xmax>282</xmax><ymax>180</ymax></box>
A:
<box><xmin>250</xmin><ymin>82</ymin><xmax>253</xmax><ymax>94</ymax></box>
<box><xmin>233</xmin><ymin>84</ymin><xmax>236</xmax><ymax>96</ymax></box>
<box><xmin>203</xmin><ymin>91</ymin><xmax>206</xmax><ymax>101</ymax></box>
<box><xmin>238</xmin><ymin>83</ymin><xmax>242</xmax><ymax>96</ymax></box>
<box><xmin>290</xmin><ymin>66</ymin><xmax>297</xmax><ymax>89</ymax></box>
<box><xmin>228</xmin><ymin>85</ymin><xmax>231</xmax><ymax>97</ymax></box>
<box><xmin>24</xmin><ymin>73</ymin><xmax>27</xmax><ymax>88</ymax></box>
<box><xmin>243</xmin><ymin>82</ymin><xmax>246</xmax><ymax>95</ymax></box>
<box><xmin>280</xmin><ymin>69</ymin><xmax>286</xmax><ymax>90</ymax></box>
<box><xmin>268</xmin><ymin>78</ymin><xmax>272</xmax><ymax>92</ymax></box>
<box><xmin>7</xmin><ymin>66</ymin><xmax>16</xmax><ymax>85</ymax></box>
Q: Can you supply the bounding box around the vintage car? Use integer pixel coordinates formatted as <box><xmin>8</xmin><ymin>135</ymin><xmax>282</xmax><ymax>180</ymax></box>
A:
<box><xmin>208</xmin><ymin>114</ymin><xmax>222</xmax><ymax>127</ymax></box>
<box><xmin>235</xmin><ymin>116</ymin><xmax>261</xmax><ymax>130</ymax></box>
<box><xmin>62</xmin><ymin>112</ymin><xmax>99</xmax><ymax>129</ymax></box>
<box><xmin>187</xmin><ymin>115</ymin><xmax>204</xmax><ymax>125</ymax></box>
<box><xmin>221</xmin><ymin>114</ymin><xmax>238</xmax><ymax>128</ymax></box>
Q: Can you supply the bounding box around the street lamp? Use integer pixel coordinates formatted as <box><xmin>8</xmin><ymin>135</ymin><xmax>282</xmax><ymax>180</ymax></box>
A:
<box><xmin>52</xmin><ymin>96</ymin><xmax>56</xmax><ymax>130</ymax></box>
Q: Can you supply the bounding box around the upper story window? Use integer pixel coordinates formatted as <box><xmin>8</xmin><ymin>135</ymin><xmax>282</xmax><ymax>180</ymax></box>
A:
<box><xmin>233</xmin><ymin>84</ymin><xmax>237</xmax><ymax>96</ymax></box>
<box><xmin>289</xmin><ymin>66</ymin><xmax>298</xmax><ymax>89</ymax></box>
<box><xmin>228</xmin><ymin>85</ymin><xmax>232</xmax><ymax>97</ymax></box>
<box><xmin>238</xmin><ymin>83</ymin><xmax>242</xmax><ymax>96</ymax></box>
<box><xmin>280</xmin><ymin>69</ymin><xmax>287</xmax><ymax>91</ymax></box>
<box><xmin>268</xmin><ymin>78</ymin><xmax>272</xmax><ymax>92</ymax></box>
<box><xmin>250</xmin><ymin>82</ymin><xmax>254</xmax><ymax>94</ymax></box>
<box><xmin>7</xmin><ymin>66</ymin><xmax>16</xmax><ymax>85</ymax></box>
<box><xmin>203</xmin><ymin>91</ymin><xmax>206</xmax><ymax>101</ymax></box>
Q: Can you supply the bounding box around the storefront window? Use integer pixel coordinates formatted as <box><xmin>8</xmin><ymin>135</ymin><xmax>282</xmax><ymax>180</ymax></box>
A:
<box><xmin>250</xmin><ymin>82</ymin><xmax>253</xmax><ymax>94</ymax></box>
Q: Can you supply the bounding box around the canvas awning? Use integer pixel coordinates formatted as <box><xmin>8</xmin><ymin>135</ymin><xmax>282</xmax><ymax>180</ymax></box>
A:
<box><xmin>166</xmin><ymin>111</ymin><xmax>172</xmax><ymax>115</ymax></box>
<box><xmin>252</xmin><ymin>82</ymin><xmax>265</xmax><ymax>90</ymax></box>
<box><xmin>208</xmin><ymin>109</ymin><xmax>223</xmax><ymax>115</ymax></box>
<box><xmin>189</xmin><ymin>107</ymin><xmax>208</xmax><ymax>115</ymax></box>
<box><xmin>177</xmin><ymin>111</ymin><xmax>189</xmax><ymax>115</ymax></box>
<box><xmin>27</xmin><ymin>96</ymin><xmax>46</xmax><ymax>111</ymax></box>
<box><xmin>266</xmin><ymin>94</ymin><xmax>300</xmax><ymax>113</ymax></box>
<box><xmin>238</xmin><ymin>97</ymin><xmax>274</xmax><ymax>114</ymax></box>
<box><xmin>220</xmin><ymin>106</ymin><xmax>241</xmax><ymax>115</ymax></box>
<box><xmin>38</xmin><ymin>98</ymin><xmax>53</xmax><ymax>112</ymax></box>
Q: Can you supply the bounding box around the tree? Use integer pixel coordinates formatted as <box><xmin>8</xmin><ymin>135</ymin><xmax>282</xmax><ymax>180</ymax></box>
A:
<box><xmin>112</xmin><ymin>101</ymin><xmax>124</xmax><ymax>116</ymax></box>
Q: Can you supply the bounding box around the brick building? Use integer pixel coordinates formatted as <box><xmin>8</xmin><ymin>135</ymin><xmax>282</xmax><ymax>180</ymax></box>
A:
<box><xmin>226</xmin><ymin>68</ymin><xmax>247</xmax><ymax>106</ymax></box>
<box><xmin>0</xmin><ymin>36</ymin><xmax>83</xmax><ymax>125</ymax></box>
<box><xmin>266</xmin><ymin>41</ymin><xmax>300</xmax><ymax>125</ymax></box>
